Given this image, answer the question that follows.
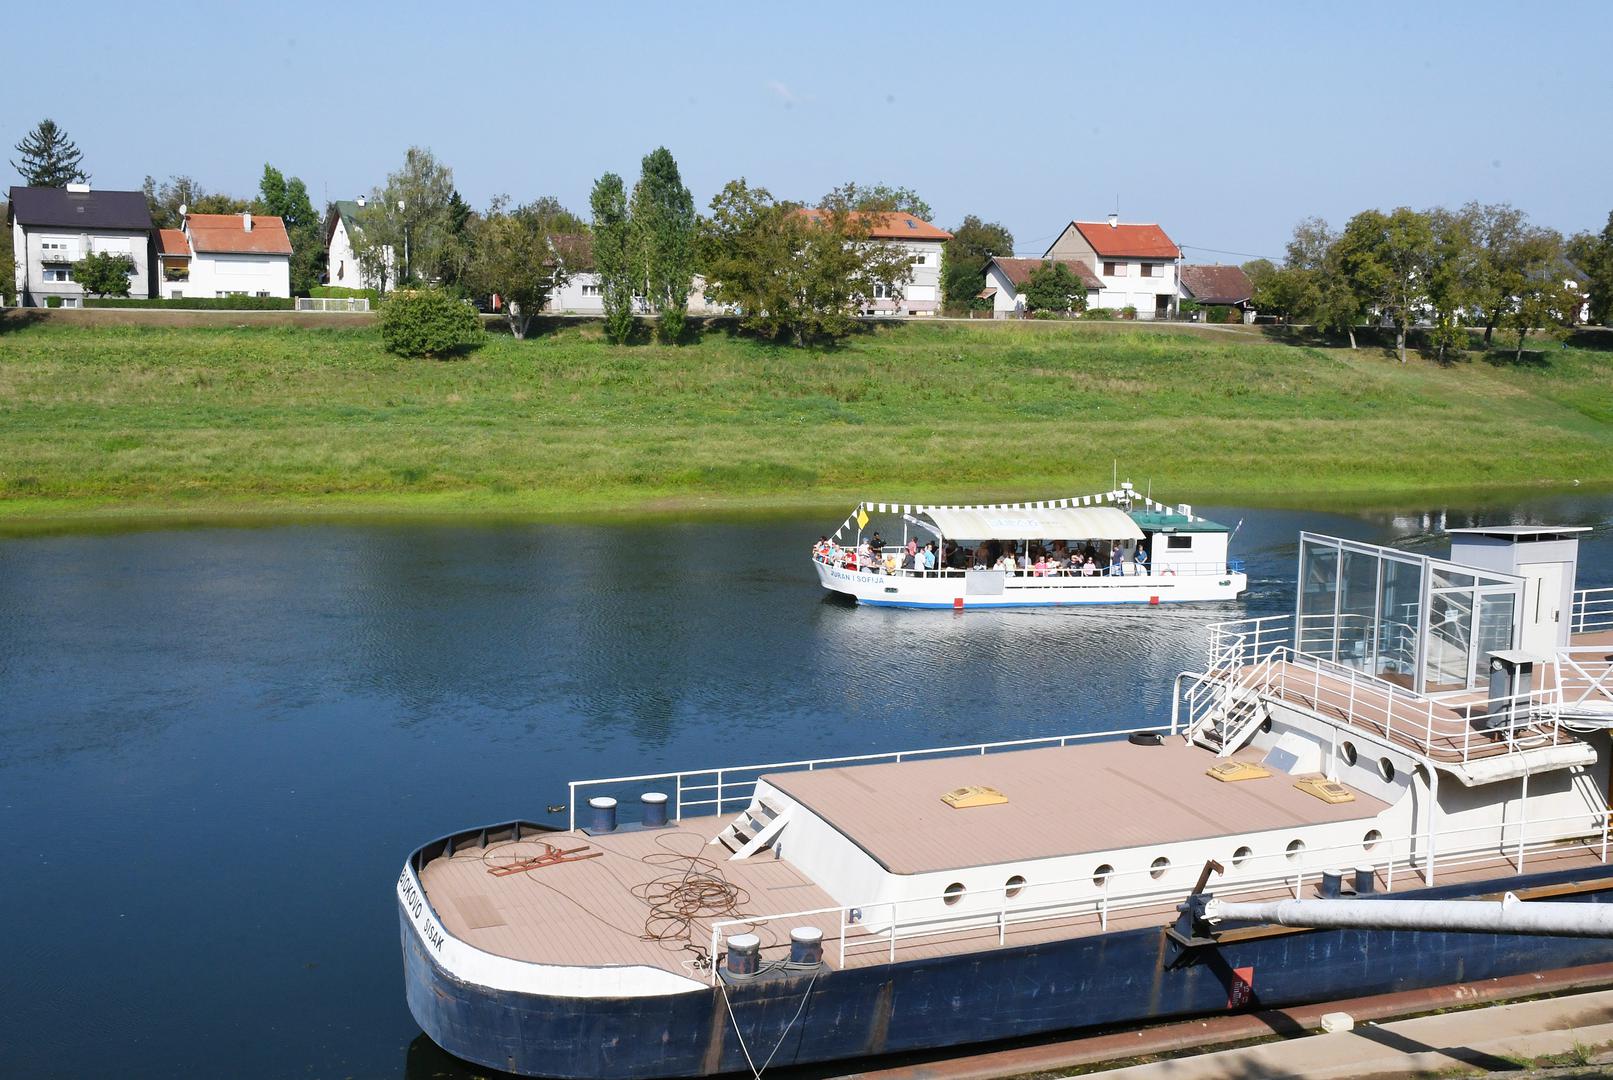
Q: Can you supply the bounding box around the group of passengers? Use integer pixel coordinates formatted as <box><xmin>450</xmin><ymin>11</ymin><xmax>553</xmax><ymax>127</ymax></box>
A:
<box><xmin>812</xmin><ymin>534</ymin><xmax>1150</xmax><ymax>577</ymax></box>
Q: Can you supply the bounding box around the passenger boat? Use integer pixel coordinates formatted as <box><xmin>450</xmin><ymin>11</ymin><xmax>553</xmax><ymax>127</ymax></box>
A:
<box><xmin>810</xmin><ymin>485</ymin><xmax>1246</xmax><ymax>607</ymax></box>
<box><xmin>399</xmin><ymin>526</ymin><xmax>1613</xmax><ymax>1078</ymax></box>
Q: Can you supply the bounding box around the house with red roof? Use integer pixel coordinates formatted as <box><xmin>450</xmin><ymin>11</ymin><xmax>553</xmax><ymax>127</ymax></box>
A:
<box><xmin>798</xmin><ymin>208</ymin><xmax>953</xmax><ymax>316</ymax></box>
<box><xmin>157</xmin><ymin>211</ymin><xmax>292</xmax><ymax>299</ymax></box>
<box><xmin>980</xmin><ymin>256</ymin><xmax>1102</xmax><ymax>318</ymax></box>
<box><xmin>1042</xmin><ymin>214</ymin><xmax>1181</xmax><ymax>319</ymax></box>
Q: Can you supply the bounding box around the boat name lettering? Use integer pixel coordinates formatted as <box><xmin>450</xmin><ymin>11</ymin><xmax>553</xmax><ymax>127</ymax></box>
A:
<box><xmin>398</xmin><ymin>867</ymin><xmax>445</xmax><ymax>953</ymax></box>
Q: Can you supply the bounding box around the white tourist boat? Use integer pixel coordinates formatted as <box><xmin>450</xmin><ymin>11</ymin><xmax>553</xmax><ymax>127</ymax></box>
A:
<box><xmin>811</xmin><ymin>484</ymin><xmax>1247</xmax><ymax>607</ymax></box>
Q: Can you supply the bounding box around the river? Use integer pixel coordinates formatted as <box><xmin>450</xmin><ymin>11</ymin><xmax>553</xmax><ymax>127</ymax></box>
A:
<box><xmin>3</xmin><ymin>495</ymin><xmax>1611</xmax><ymax>1078</ymax></box>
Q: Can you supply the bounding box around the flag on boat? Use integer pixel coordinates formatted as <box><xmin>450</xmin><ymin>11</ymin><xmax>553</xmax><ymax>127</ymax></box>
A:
<box><xmin>856</xmin><ymin>506</ymin><xmax>870</xmax><ymax>529</ymax></box>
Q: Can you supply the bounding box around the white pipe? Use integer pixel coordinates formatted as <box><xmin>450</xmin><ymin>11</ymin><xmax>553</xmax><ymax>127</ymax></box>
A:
<box><xmin>1204</xmin><ymin>893</ymin><xmax>1613</xmax><ymax>939</ymax></box>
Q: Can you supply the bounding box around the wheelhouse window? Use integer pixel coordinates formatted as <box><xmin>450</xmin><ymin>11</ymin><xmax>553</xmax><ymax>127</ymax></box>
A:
<box><xmin>1167</xmin><ymin>535</ymin><xmax>1192</xmax><ymax>550</ymax></box>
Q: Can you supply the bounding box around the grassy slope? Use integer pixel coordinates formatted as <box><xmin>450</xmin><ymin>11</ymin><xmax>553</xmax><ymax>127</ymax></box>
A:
<box><xmin>1</xmin><ymin>318</ymin><xmax>1610</xmax><ymax>526</ymax></box>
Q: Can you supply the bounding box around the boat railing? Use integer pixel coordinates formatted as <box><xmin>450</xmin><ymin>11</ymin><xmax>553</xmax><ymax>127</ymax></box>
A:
<box><xmin>706</xmin><ymin>808</ymin><xmax>1610</xmax><ymax>981</ymax></box>
<box><xmin>1575</xmin><ymin>587</ymin><xmax>1613</xmax><ymax>635</ymax></box>
<box><xmin>1551</xmin><ymin>646</ymin><xmax>1613</xmax><ymax>721</ymax></box>
<box><xmin>811</xmin><ymin>550</ymin><xmax>1244</xmax><ymax>580</ymax></box>
<box><xmin>566</xmin><ymin>724</ymin><xmax>1172</xmax><ymax>832</ymax></box>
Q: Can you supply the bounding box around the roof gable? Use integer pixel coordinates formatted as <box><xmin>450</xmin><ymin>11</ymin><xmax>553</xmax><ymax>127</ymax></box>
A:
<box><xmin>186</xmin><ymin>213</ymin><xmax>293</xmax><ymax>255</ymax></box>
<box><xmin>1071</xmin><ymin>221</ymin><xmax>1179</xmax><ymax>259</ymax></box>
<box><xmin>1179</xmin><ymin>264</ymin><xmax>1253</xmax><ymax>304</ymax></box>
<box><xmin>988</xmin><ymin>256</ymin><xmax>1102</xmax><ymax>292</ymax></box>
<box><xmin>7</xmin><ymin>185</ymin><xmax>153</xmax><ymax>231</ymax></box>
<box><xmin>157</xmin><ymin>228</ymin><xmax>190</xmax><ymax>257</ymax></box>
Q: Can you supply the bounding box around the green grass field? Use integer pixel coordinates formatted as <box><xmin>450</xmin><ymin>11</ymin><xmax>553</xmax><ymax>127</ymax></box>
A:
<box><xmin>1</xmin><ymin>314</ymin><xmax>1610</xmax><ymax>529</ymax></box>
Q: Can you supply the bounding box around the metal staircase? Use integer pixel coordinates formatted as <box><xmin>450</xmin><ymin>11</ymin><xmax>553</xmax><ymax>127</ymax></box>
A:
<box><xmin>711</xmin><ymin>797</ymin><xmax>790</xmax><ymax>860</ymax></box>
<box><xmin>1184</xmin><ymin>650</ymin><xmax>1278</xmax><ymax>756</ymax></box>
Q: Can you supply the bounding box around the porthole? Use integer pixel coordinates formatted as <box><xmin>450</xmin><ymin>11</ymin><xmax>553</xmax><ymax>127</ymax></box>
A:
<box><xmin>1363</xmin><ymin>829</ymin><xmax>1382</xmax><ymax>851</ymax></box>
<box><xmin>1093</xmin><ymin>863</ymin><xmax>1115</xmax><ymax>887</ymax></box>
<box><xmin>1341</xmin><ymin>741</ymin><xmax>1358</xmax><ymax>767</ymax></box>
<box><xmin>943</xmin><ymin>882</ymin><xmax>965</xmax><ymax>906</ymax></box>
<box><xmin>1232</xmin><ymin>845</ymin><xmax>1253</xmax><ymax>866</ymax></box>
<box><xmin>1286</xmin><ymin>839</ymin><xmax>1306</xmax><ymax>861</ymax></box>
<box><xmin>1150</xmin><ymin>856</ymin><xmax>1170</xmax><ymax>880</ymax></box>
<box><xmin>1005</xmin><ymin>874</ymin><xmax>1026</xmax><ymax>898</ymax></box>
<box><xmin>1378</xmin><ymin>757</ymin><xmax>1396</xmax><ymax>783</ymax></box>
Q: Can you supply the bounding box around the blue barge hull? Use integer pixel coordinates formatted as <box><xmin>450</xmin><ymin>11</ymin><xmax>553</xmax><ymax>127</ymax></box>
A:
<box><xmin>402</xmin><ymin>862</ymin><xmax>1613</xmax><ymax>1078</ymax></box>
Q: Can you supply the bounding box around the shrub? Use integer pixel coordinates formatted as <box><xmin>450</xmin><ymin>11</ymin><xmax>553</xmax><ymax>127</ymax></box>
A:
<box><xmin>1030</xmin><ymin>309</ymin><xmax>1062</xmax><ymax>320</ymax></box>
<box><xmin>1120</xmin><ymin>305</ymin><xmax>1138</xmax><ymax>320</ymax></box>
<box><xmin>1081</xmin><ymin>307</ymin><xmax>1115</xmax><ymax>320</ymax></box>
<box><xmin>311</xmin><ymin>285</ymin><xmax>380</xmax><ymax>302</ymax></box>
<box><xmin>378</xmin><ymin>288</ymin><xmax>485</xmax><ymax>358</ymax></box>
<box><xmin>86</xmin><ymin>296</ymin><xmax>296</xmax><ymax>310</ymax></box>
<box><xmin>45</xmin><ymin>296</ymin><xmax>63</xmax><ymax>308</ymax></box>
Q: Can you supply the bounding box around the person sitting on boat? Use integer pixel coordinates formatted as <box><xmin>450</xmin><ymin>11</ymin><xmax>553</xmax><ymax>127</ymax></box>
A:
<box><xmin>1083</xmin><ymin>541</ymin><xmax>1099</xmax><ymax>565</ymax></box>
<box><xmin>883</xmin><ymin>553</ymin><xmax>899</xmax><ymax>575</ymax></box>
<box><xmin>1133</xmin><ymin>546</ymin><xmax>1149</xmax><ymax>576</ymax></box>
<box><xmin>994</xmin><ymin>552</ymin><xmax>1015</xmax><ymax>572</ymax></box>
<box><xmin>1032</xmin><ymin>553</ymin><xmax>1049</xmax><ymax>577</ymax></box>
<box><xmin>1082</xmin><ymin>555</ymin><xmax>1098</xmax><ymax>576</ymax></box>
<box><xmin>1110</xmin><ymin>544</ymin><xmax>1125</xmax><ymax>576</ymax></box>
<box><xmin>974</xmin><ymin>544</ymin><xmax>990</xmax><ymax>569</ymax></box>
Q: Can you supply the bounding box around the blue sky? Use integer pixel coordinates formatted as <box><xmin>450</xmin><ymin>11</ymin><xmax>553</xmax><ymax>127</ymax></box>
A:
<box><xmin>9</xmin><ymin>1</ymin><xmax>1610</xmax><ymax>261</ymax></box>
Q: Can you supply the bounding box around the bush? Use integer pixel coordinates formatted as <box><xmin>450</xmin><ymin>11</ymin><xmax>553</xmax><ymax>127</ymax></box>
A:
<box><xmin>86</xmin><ymin>296</ymin><xmax>296</xmax><ymax>310</ymax></box>
<box><xmin>1120</xmin><ymin>305</ymin><xmax>1138</xmax><ymax>320</ymax></box>
<box><xmin>1081</xmin><ymin>307</ymin><xmax>1115</xmax><ymax>320</ymax></box>
<box><xmin>45</xmin><ymin>296</ymin><xmax>63</xmax><ymax>308</ymax></box>
<box><xmin>378</xmin><ymin>288</ymin><xmax>485</xmax><ymax>358</ymax></box>
<box><xmin>311</xmin><ymin>285</ymin><xmax>380</xmax><ymax>303</ymax></box>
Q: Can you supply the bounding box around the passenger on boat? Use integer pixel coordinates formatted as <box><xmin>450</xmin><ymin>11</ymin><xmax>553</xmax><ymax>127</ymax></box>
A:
<box><xmin>923</xmin><ymin>543</ymin><xmax>937</xmax><ymax>570</ymax></box>
<box><xmin>1134</xmin><ymin>546</ymin><xmax>1149</xmax><ymax>576</ymax></box>
<box><xmin>902</xmin><ymin>549</ymin><xmax>916</xmax><ymax>571</ymax></box>
<box><xmin>870</xmin><ymin>531</ymin><xmax>884</xmax><ymax>552</ymax></box>
<box><xmin>1033</xmin><ymin>553</ymin><xmax>1049</xmax><ymax>577</ymax></box>
<box><xmin>884</xmin><ymin>553</ymin><xmax>899</xmax><ymax>575</ymax></box>
<box><xmin>906</xmin><ymin>537</ymin><xmax>918</xmax><ymax>560</ymax></box>
<box><xmin>994</xmin><ymin>552</ymin><xmax>1015</xmax><ymax>572</ymax></box>
<box><xmin>974</xmin><ymin>544</ymin><xmax>991</xmax><ymax>569</ymax></box>
<box><xmin>1082</xmin><ymin>555</ymin><xmax>1097</xmax><ymax>576</ymax></box>
<box><xmin>1110</xmin><ymin>544</ymin><xmax>1125</xmax><ymax>576</ymax></box>
<box><xmin>1083</xmin><ymin>541</ymin><xmax>1100</xmax><ymax>565</ymax></box>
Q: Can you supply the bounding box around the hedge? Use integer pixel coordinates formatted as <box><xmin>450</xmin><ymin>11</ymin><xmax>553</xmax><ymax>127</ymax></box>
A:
<box><xmin>86</xmin><ymin>296</ymin><xmax>296</xmax><ymax>311</ymax></box>
<box><xmin>311</xmin><ymin>285</ymin><xmax>379</xmax><ymax>302</ymax></box>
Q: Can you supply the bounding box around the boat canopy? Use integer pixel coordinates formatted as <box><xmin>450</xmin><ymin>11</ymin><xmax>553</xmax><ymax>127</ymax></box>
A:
<box><xmin>922</xmin><ymin>505</ymin><xmax>1144</xmax><ymax>542</ymax></box>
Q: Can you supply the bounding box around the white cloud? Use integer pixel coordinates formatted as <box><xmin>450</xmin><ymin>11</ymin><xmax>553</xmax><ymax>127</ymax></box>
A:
<box><xmin>766</xmin><ymin>80</ymin><xmax>800</xmax><ymax>105</ymax></box>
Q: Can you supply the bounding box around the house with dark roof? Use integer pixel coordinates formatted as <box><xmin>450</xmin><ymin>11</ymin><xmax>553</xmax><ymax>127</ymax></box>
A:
<box><xmin>7</xmin><ymin>183</ymin><xmax>155</xmax><ymax>306</ymax></box>
<box><xmin>1042</xmin><ymin>214</ymin><xmax>1181</xmax><ymax>319</ymax></box>
<box><xmin>158</xmin><ymin>211</ymin><xmax>292</xmax><ymax>299</ymax></box>
<box><xmin>1178</xmin><ymin>264</ymin><xmax>1256</xmax><ymax>322</ymax></box>
<box><xmin>324</xmin><ymin>196</ymin><xmax>393</xmax><ymax>292</ymax></box>
<box><xmin>980</xmin><ymin>256</ymin><xmax>1102</xmax><ymax>318</ymax></box>
<box><xmin>797</xmin><ymin>208</ymin><xmax>954</xmax><ymax>316</ymax></box>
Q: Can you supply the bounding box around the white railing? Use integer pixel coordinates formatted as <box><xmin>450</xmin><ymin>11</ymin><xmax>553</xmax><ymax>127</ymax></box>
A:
<box><xmin>294</xmin><ymin>296</ymin><xmax>371</xmax><ymax>312</ymax></box>
<box><xmin>1552</xmin><ymin>646</ymin><xmax>1613</xmax><ymax>721</ymax></box>
<box><xmin>705</xmin><ymin>808</ymin><xmax>1611</xmax><ymax>982</ymax></box>
<box><xmin>567</xmin><ymin>724</ymin><xmax>1172</xmax><ymax>832</ymax></box>
<box><xmin>1575</xmin><ymin>587</ymin><xmax>1613</xmax><ymax>635</ymax></box>
<box><xmin>811</xmin><ymin>550</ymin><xmax>1239</xmax><ymax>581</ymax></box>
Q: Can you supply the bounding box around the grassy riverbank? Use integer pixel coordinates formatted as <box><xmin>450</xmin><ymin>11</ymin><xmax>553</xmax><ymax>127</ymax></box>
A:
<box><xmin>1</xmin><ymin>315</ymin><xmax>1610</xmax><ymax>528</ymax></box>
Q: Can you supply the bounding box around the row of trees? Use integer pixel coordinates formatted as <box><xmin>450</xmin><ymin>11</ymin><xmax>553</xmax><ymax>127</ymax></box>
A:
<box><xmin>1245</xmin><ymin>203</ymin><xmax>1613</xmax><ymax>361</ymax></box>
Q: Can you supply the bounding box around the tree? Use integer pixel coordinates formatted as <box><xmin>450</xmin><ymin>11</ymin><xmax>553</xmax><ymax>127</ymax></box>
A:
<box><xmin>434</xmin><ymin>189</ymin><xmax>477</xmax><ymax>293</ymax></box>
<box><xmin>1566</xmin><ymin>211</ymin><xmax>1612</xmax><ymax>327</ymax></box>
<box><xmin>1424</xmin><ymin>206</ymin><xmax>1478</xmax><ymax>362</ymax></box>
<box><xmin>590</xmin><ymin>172</ymin><xmax>635</xmax><ymax>344</ymax></box>
<box><xmin>629</xmin><ymin>147</ymin><xmax>697</xmax><ymax>342</ymax></box>
<box><xmin>467</xmin><ymin>197</ymin><xmax>578</xmax><ymax>339</ymax></box>
<box><xmin>1</xmin><ymin>200</ymin><xmax>15</xmax><ymax>305</ymax></box>
<box><xmin>1503</xmin><ymin>256</ymin><xmax>1579</xmax><ymax>362</ymax></box>
<box><xmin>11</xmin><ymin>119</ymin><xmax>88</xmax><ymax>187</ymax></box>
<box><xmin>1019</xmin><ymin>261</ymin><xmax>1088</xmax><ymax>315</ymax></box>
<box><xmin>73</xmin><ymin>251</ymin><xmax>135</xmax><ymax>298</ymax></box>
<box><xmin>1336</xmin><ymin>207</ymin><xmax>1435</xmax><ymax>363</ymax></box>
<box><xmin>142</xmin><ymin>175</ymin><xmax>251</xmax><ymax>230</ymax></box>
<box><xmin>942</xmin><ymin>215</ymin><xmax>1015</xmax><ymax>313</ymax></box>
<box><xmin>832</xmin><ymin>182</ymin><xmax>933</xmax><ymax>223</ymax></box>
<box><xmin>353</xmin><ymin>147</ymin><xmax>456</xmax><ymax>290</ymax></box>
<box><xmin>699</xmin><ymin>179</ymin><xmax>913</xmax><ymax>346</ymax></box>
<box><xmin>257</xmin><ymin>164</ymin><xmax>324</xmax><ymax>296</ymax></box>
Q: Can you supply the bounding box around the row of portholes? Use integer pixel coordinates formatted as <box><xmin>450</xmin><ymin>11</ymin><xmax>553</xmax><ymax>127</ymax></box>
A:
<box><xmin>944</xmin><ymin>827</ymin><xmax>1393</xmax><ymax>905</ymax></box>
<box><xmin>1339</xmin><ymin>740</ymin><xmax>1397</xmax><ymax>782</ymax></box>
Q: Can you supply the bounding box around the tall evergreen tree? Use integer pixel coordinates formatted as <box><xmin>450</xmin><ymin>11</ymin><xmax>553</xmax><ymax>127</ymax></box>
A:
<box><xmin>11</xmin><ymin>119</ymin><xmax>88</xmax><ymax>187</ymax></box>
<box><xmin>629</xmin><ymin>148</ymin><xmax>697</xmax><ymax>343</ymax></box>
<box><xmin>258</xmin><ymin>164</ymin><xmax>323</xmax><ymax>295</ymax></box>
<box><xmin>590</xmin><ymin>172</ymin><xmax>635</xmax><ymax>344</ymax></box>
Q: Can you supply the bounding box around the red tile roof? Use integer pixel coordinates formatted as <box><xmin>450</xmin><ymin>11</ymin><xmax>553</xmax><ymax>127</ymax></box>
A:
<box><xmin>157</xmin><ymin>228</ymin><xmax>190</xmax><ymax>257</ymax></box>
<box><xmin>988</xmin><ymin>256</ymin><xmax>1102</xmax><ymax>291</ymax></box>
<box><xmin>186</xmin><ymin>213</ymin><xmax>293</xmax><ymax>255</ymax></box>
<box><xmin>1070</xmin><ymin>221</ymin><xmax>1179</xmax><ymax>259</ymax></box>
<box><xmin>796</xmin><ymin>208</ymin><xmax>952</xmax><ymax>241</ymax></box>
<box><xmin>1180</xmin><ymin>264</ymin><xmax>1253</xmax><ymax>304</ymax></box>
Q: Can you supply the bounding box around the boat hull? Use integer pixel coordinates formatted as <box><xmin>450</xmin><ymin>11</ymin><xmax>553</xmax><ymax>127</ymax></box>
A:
<box><xmin>402</xmin><ymin>861</ymin><xmax>1613</xmax><ymax>1078</ymax></box>
<box><xmin>814</xmin><ymin>559</ymin><xmax>1246</xmax><ymax>608</ymax></box>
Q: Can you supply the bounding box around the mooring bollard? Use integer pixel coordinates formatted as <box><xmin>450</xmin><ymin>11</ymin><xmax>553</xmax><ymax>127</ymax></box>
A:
<box><xmin>587</xmin><ymin>796</ymin><xmax>618</xmax><ymax>833</ymax></box>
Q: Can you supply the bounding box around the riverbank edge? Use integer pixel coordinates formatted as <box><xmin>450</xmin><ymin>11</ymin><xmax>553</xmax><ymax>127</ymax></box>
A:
<box><xmin>2</xmin><ymin>478</ymin><xmax>1606</xmax><ymax>536</ymax></box>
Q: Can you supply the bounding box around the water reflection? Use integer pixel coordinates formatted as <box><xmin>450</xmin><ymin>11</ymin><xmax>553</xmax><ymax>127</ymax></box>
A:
<box><xmin>0</xmin><ymin>496</ymin><xmax>1609</xmax><ymax>1079</ymax></box>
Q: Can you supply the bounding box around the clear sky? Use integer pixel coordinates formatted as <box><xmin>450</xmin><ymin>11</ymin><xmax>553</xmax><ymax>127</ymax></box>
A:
<box><xmin>8</xmin><ymin>1</ymin><xmax>1610</xmax><ymax>262</ymax></box>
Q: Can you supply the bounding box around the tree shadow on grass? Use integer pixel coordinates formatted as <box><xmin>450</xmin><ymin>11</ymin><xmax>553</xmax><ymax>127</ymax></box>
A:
<box><xmin>0</xmin><ymin>309</ymin><xmax>47</xmax><ymax>335</ymax></box>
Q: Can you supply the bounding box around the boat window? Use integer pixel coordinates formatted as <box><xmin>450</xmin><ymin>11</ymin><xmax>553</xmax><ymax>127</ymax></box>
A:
<box><xmin>1285</xmin><ymin>839</ymin><xmax>1305</xmax><ymax>861</ymax></box>
<box><xmin>1363</xmin><ymin>829</ymin><xmax>1382</xmax><ymax>851</ymax></box>
<box><xmin>1378</xmin><ymin>757</ymin><xmax>1396</xmax><ymax>782</ymax></box>
<box><xmin>943</xmin><ymin>882</ymin><xmax>965</xmax><ymax>906</ymax></box>
<box><xmin>1232</xmin><ymin>846</ymin><xmax>1252</xmax><ymax>866</ymax></box>
<box><xmin>1149</xmin><ymin>857</ymin><xmax>1170</xmax><ymax>880</ymax></box>
<box><xmin>1093</xmin><ymin>863</ymin><xmax>1114</xmax><ymax>886</ymax></box>
<box><xmin>1167</xmin><ymin>535</ymin><xmax>1192</xmax><ymax>550</ymax></box>
<box><xmin>1341</xmin><ymin>741</ymin><xmax>1357</xmax><ymax>766</ymax></box>
<box><xmin>1005</xmin><ymin>875</ymin><xmax>1026</xmax><ymax>898</ymax></box>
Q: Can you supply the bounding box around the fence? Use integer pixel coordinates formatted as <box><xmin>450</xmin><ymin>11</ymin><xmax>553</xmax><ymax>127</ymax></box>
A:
<box><xmin>295</xmin><ymin>297</ymin><xmax>371</xmax><ymax>313</ymax></box>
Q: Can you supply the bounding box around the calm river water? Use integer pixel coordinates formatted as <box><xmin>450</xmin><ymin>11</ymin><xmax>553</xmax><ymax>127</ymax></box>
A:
<box><xmin>3</xmin><ymin>496</ymin><xmax>1612</xmax><ymax>1078</ymax></box>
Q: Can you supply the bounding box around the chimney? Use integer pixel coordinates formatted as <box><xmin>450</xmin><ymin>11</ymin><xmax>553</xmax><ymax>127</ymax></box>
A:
<box><xmin>242</xmin><ymin>211</ymin><xmax>253</xmax><ymax>232</ymax></box>
<box><xmin>1107</xmin><ymin>212</ymin><xmax>1118</xmax><ymax>229</ymax></box>
<box><xmin>67</xmin><ymin>182</ymin><xmax>91</xmax><ymax>193</ymax></box>
<box><xmin>356</xmin><ymin>194</ymin><xmax>367</xmax><ymax>208</ymax></box>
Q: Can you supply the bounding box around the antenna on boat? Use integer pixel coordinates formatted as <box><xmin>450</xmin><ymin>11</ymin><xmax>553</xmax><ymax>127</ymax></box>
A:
<box><xmin>1112</xmin><ymin>459</ymin><xmax>1117</xmax><ymax>493</ymax></box>
<box><xmin>1229</xmin><ymin>517</ymin><xmax>1245</xmax><ymax>543</ymax></box>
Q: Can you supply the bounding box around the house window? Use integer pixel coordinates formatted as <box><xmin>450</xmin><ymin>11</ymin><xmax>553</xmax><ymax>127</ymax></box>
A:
<box><xmin>1139</xmin><ymin>263</ymin><xmax>1158</xmax><ymax>278</ymax></box>
<box><xmin>171</xmin><ymin>291</ymin><xmax>183</xmax><ymax>298</ymax></box>
<box><xmin>40</xmin><ymin>240</ymin><xmax>74</xmax><ymax>261</ymax></box>
<box><xmin>43</xmin><ymin>267</ymin><xmax>74</xmax><ymax>282</ymax></box>
<box><xmin>873</xmin><ymin>283</ymin><xmax>893</xmax><ymax>299</ymax></box>
<box><xmin>1104</xmin><ymin>261</ymin><xmax>1127</xmax><ymax>277</ymax></box>
<box><xmin>913</xmin><ymin>254</ymin><xmax>927</xmax><ymax>266</ymax></box>
<box><xmin>580</xmin><ymin>284</ymin><xmax>602</xmax><ymax>297</ymax></box>
<box><xmin>256</xmin><ymin>291</ymin><xmax>269</xmax><ymax>298</ymax></box>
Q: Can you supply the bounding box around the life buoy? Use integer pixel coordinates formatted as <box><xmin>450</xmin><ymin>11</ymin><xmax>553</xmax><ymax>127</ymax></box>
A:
<box><xmin>1161</xmin><ymin>568</ymin><xmax>1176</xmax><ymax>577</ymax></box>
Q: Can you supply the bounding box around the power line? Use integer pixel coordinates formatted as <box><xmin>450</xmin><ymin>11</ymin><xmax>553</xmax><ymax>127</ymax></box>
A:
<box><xmin>1179</xmin><ymin>243</ymin><xmax>1280</xmax><ymax>263</ymax></box>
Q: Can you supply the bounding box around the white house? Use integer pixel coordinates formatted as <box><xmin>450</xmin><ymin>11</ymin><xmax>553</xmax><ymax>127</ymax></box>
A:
<box><xmin>161</xmin><ymin>212</ymin><xmax>291</xmax><ymax>299</ymax></box>
<box><xmin>798</xmin><ymin>209</ymin><xmax>952</xmax><ymax>316</ymax></box>
<box><xmin>541</xmin><ymin>234</ymin><xmax>733</xmax><ymax>316</ymax></box>
<box><xmin>1042</xmin><ymin>215</ymin><xmax>1181</xmax><ymax>319</ymax></box>
<box><xmin>7</xmin><ymin>183</ymin><xmax>154</xmax><ymax>307</ymax></box>
<box><xmin>980</xmin><ymin>256</ymin><xmax>1102</xmax><ymax>317</ymax></box>
<box><xmin>324</xmin><ymin>197</ymin><xmax>391</xmax><ymax>292</ymax></box>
